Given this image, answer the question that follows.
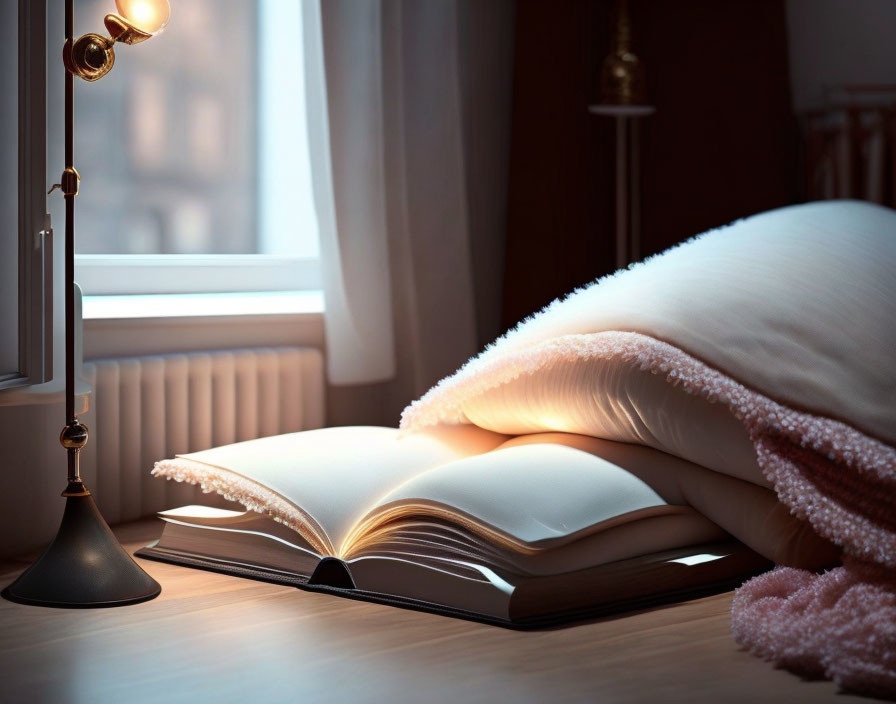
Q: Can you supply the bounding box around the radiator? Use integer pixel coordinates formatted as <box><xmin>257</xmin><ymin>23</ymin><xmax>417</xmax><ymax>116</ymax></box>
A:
<box><xmin>79</xmin><ymin>347</ymin><xmax>325</xmax><ymax>524</ymax></box>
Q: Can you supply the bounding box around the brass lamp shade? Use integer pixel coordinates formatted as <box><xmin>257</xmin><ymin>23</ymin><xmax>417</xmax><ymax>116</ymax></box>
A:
<box><xmin>115</xmin><ymin>0</ymin><xmax>171</xmax><ymax>35</ymax></box>
<box><xmin>104</xmin><ymin>14</ymin><xmax>153</xmax><ymax>46</ymax></box>
<box><xmin>65</xmin><ymin>0</ymin><xmax>169</xmax><ymax>82</ymax></box>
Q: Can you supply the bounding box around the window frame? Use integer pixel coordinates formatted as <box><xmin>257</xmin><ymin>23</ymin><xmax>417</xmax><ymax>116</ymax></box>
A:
<box><xmin>71</xmin><ymin>0</ymin><xmax>322</xmax><ymax>302</ymax></box>
<box><xmin>1</xmin><ymin>0</ymin><xmax>53</xmax><ymax>392</ymax></box>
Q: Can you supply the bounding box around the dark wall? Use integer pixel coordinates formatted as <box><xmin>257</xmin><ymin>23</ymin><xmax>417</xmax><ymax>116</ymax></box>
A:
<box><xmin>502</xmin><ymin>0</ymin><xmax>613</xmax><ymax>330</ymax></box>
<box><xmin>501</xmin><ymin>0</ymin><xmax>797</xmax><ymax>330</ymax></box>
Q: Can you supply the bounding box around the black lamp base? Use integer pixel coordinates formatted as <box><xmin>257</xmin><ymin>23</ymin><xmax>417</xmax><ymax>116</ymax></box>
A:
<box><xmin>1</xmin><ymin>484</ymin><xmax>161</xmax><ymax>608</ymax></box>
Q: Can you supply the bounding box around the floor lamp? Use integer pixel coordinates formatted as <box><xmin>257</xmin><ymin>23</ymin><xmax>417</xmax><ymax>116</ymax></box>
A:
<box><xmin>1</xmin><ymin>0</ymin><xmax>170</xmax><ymax>608</ymax></box>
<box><xmin>589</xmin><ymin>0</ymin><xmax>654</xmax><ymax>269</ymax></box>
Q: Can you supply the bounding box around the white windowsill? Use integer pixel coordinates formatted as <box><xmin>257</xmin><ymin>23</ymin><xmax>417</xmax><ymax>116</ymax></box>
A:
<box><xmin>2</xmin><ymin>296</ymin><xmax>328</xmax><ymax>404</ymax></box>
<box><xmin>0</xmin><ymin>377</ymin><xmax>91</xmax><ymax>408</ymax></box>
<box><xmin>81</xmin><ymin>291</ymin><xmax>326</xmax><ymax>361</ymax></box>
<box><xmin>82</xmin><ymin>290</ymin><xmax>325</xmax><ymax>320</ymax></box>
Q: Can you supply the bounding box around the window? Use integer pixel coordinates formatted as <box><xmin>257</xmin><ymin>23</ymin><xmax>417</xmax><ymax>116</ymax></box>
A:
<box><xmin>0</xmin><ymin>0</ymin><xmax>18</xmax><ymax>380</ymax></box>
<box><xmin>59</xmin><ymin>0</ymin><xmax>321</xmax><ymax>297</ymax></box>
<box><xmin>0</xmin><ymin>0</ymin><xmax>52</xmax><ymax>391</ymax></box>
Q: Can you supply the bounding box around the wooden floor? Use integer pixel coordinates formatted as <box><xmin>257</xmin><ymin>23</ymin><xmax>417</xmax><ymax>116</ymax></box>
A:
<box><xmin>0</xmin><ymin>520</ymin><xmax>860</xmax><ymax>704</ymax></box>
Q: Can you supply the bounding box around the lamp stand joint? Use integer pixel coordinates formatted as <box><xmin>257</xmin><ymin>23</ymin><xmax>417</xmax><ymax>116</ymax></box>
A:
<box><xmin>48</xmin><ymin>167</ymin><xmax>80</xmax><ymax>197</ymax></box>
<box><xmin>62</xmin><ymin>479</ymin><xmax>90</xmax><ymax>498</ymax></box>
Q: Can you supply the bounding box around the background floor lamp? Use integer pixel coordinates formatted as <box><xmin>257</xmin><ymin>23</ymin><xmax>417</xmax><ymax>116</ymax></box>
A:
<box><xmin>1</xmin><ymin>0</ymin><xmax>170</xmax><ymax>608</ymax></box>
<box><xmin>589</xmin><ymin>0</ymin><xmax>654</xmax><ymax>269</ymax></box>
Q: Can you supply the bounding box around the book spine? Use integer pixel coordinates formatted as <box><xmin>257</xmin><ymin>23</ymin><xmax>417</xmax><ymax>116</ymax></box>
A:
<box><xmin>308</xmin><ymin>557</ymin><xmax>356</xmax><ymax>589</ymax></box>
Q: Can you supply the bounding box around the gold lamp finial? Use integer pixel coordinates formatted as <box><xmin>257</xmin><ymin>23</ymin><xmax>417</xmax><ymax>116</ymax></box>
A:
<box><xmin>64</xmin><ymin>0</ymin><xmax>170</xmax><ymax>82</ymax></box>
<box><xmin>600</xmin><ymin>0</ymin><xmax>648</xmax><ymax>107</ymax></box>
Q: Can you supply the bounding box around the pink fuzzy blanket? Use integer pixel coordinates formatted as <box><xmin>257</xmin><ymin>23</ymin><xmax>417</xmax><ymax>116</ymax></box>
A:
<box><xmin>400</xmin><ymin>201</ymin><xmax>896</xmax><ymax>697</ymax></box>
<box><xmin>401</xmin><ymin>330</ymin><xmax>896</xmax><ymax>697</ymax></box>
<box><xmin>732</xmin><ymin>558</ymin><xmax>895</xmax><ymax>699</ymax></box>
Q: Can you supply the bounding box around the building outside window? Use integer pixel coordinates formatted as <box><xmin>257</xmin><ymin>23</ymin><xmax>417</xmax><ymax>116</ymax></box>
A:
<box><xmin>58</xmin><ymin>0</ymin><xmax>320</xmax><ymax>295</ymax></box>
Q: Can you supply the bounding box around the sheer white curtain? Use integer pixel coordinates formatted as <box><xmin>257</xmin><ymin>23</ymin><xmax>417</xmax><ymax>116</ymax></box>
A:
<box><xmin>304</xmin><ymin>0</ymin><xmax>491</xmax><ymax>391</ymax></box>
<box><xmin>303</xmin><ymin>0</ymin><xmax>396</xmax><ymax>385</ymax></box>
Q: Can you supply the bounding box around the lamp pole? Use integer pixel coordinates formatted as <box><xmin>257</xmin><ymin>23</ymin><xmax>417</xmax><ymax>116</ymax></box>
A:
<box><xmin>60</xmin><ymin>0</ymin><xmax>89</xmax><ymax>491</ymax></box>
<box><xmin>1</xmin><ymin>0</ymin><xmax>164</xmax><ymax>608</ymax></box>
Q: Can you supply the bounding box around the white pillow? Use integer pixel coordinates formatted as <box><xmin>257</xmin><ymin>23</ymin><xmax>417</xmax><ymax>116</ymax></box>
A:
<box><xmin>406</xmin><ymin>200</ymin><xmax>896</xmax><ymax>445</ymax></box>
<box><xmin>457</xmin><ymin>338</ymin><xmax>767</xmax><ymax>488</ymax></box>
<box><xmin>400</xmin><ymin>201</ymin><xmax>896</xmax><ymax>567</ymax></box>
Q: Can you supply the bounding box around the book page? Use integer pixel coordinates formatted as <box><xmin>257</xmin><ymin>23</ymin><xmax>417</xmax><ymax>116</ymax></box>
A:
<box><xmin>349</xmin><ymin>433</ymin><xmax>836</xmax><ymax>570</ymax></box>
<box><xmin>174</xmin><ymin>425</ymin><xmax>507</xmax><ymax>554</ymax></box>
<box><xmin>344</xmin><ymin>441</ymin><xmax>688</xmax><ymax>555</ymax></box>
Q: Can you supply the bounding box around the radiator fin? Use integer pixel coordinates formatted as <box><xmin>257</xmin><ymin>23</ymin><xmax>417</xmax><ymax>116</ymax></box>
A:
<box><xmin>81</xmin><ymin>347</ymin><xmax>325</xmax><ymax>524</ymax></box>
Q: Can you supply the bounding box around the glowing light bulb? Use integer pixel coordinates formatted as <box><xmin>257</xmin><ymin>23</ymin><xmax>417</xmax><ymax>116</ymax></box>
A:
<box><xmin>115</xmin><ymin>0</ymin><xmax>170</xmax><ymax>34</ymax></box>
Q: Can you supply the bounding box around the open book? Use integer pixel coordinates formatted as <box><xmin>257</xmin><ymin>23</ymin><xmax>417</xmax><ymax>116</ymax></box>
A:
<box><xmin>138</xmin><ymin>426</ymin><xmax>772</xmax><ymax>627</ymax></box>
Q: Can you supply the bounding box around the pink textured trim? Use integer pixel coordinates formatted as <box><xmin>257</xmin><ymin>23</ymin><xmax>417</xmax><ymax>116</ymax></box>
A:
<box><xmin>151</xmin><ymin>458</ymin><xmax>331</xmax><ymax>554</ymax></box>
<box><xmin>401</xmin><ymin>331</ymin><xmax>896</xmax><ymax>568</ymax></box>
